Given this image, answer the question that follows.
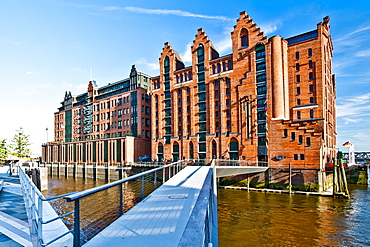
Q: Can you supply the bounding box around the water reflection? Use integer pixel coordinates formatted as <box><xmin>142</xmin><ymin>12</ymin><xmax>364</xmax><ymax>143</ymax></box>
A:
<box><xmin>43</xmin><ymin>175</ymin><xmax>159</xmax><ymax>244</ymax></box>
<box><xmin>218</xmin><ymin>185</ymin><xmax>370</xmax><ymax>246</ymax></box>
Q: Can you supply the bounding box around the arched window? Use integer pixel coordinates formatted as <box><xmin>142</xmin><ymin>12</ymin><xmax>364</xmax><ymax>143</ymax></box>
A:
<box><xmin>164</xmin><ymin>56</ymin><xmax>170</xmax><ymax>74</ymax></box>
<box><xmin>240</xmin><ymin>28</ymin><xmax>249</xmax><ymax>47</ymax></box>
<box><xmin>229</xmin><ymin>138</ymin><xmax>239</xmax><ymax>160</ymax></box>
<box><xmin>197</xmin><ymin>44</ymin><xmax>204</xmax><ymax>64</ymax></box>
<box><xmin>189</xmin><ymin>141</ymin><xmax>194</xmax><ymax>159</ymax></box>
<box><xmin>157</xmin><ymin>143</ymin><xmax>164</xmax><ymax>162</ymax></box>
<box><xmin>173</xmin><ymin>141</ymin><xmax>179</xmax><ymax>162</ymax></box>
<box><xmin>212</xmin><ymin>140</ymin><xmax>217</xmax><ymax>159</ymax></box>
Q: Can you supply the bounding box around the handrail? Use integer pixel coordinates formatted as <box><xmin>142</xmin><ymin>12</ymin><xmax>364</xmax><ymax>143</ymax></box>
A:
<box><xmin>63</xmin><ymin>160</ymin><xmax>186</xmax><ymax>246</ymax></box>
<box><xmin>18</xmin><ymin>167</ymin><xmax>73</xmax><ymax>247</ymax></box>
<box><xmin>64</xmin><ymin>161</ymin><xmax>181</xmax><ymax>202</ymax></box>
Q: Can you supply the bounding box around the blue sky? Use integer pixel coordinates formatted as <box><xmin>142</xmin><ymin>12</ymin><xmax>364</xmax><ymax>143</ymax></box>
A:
<box><xmin>0</xmin><ymin>0</ymin><xmax>369</xmax><ymax>155</ymax></box>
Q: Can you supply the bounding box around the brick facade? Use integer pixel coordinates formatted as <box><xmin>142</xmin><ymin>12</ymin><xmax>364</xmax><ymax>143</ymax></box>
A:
<box><xmin>42</xmin><ymin>65</ymin><xmax>152</xmax><ymax>164</ymax></box>
<box><xmin>150</xmin><ymin>12</ymin><xmax>336</xmax><ymax>190</ymax></box>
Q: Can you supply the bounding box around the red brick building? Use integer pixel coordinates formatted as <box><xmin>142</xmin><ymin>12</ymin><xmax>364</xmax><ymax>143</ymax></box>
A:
<box><xmin>42</xmin><ymin>65</ymin><xmax>152</xmax><ymax>164</ymax></box>
<box><xmin>150</xmin><ymin>12</ymin><xmax>336</xmax><ymax>190</ymax></box>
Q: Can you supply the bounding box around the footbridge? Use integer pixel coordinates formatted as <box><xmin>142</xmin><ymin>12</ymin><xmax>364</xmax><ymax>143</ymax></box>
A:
<box><xmin>17</xmin><ymin>159</ymin><xmax>267</xmax><ymax>247</ymax></box>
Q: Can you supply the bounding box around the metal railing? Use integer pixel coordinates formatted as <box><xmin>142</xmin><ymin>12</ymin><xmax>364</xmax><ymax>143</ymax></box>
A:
<box><xmin>63</xmin><ymin>160</ymin><xmax>186</xmax><ymax>246</ymax></box>
<box><xmin>18</xmin><ymin>167</ymin><xmax>74</xmax><ymax>247</ymax></box>
<box><xmin>178</xmin><ymin>165</ymin><xmax>218</xmax><ymax>247</ymax></box>
<box><xmin>212</xmin><ymin>159</ymin><xmax>268</xmax><ymax>167</ymax></box>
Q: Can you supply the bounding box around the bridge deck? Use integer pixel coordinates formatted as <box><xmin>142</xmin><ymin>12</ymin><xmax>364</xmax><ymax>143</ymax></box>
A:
<box><xmin>84</xmin><ymin>166</ymin><xmax>211</xmax><ymax>247</ymax></box>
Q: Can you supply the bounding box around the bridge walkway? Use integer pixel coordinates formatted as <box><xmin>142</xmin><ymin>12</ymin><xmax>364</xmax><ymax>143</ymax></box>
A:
<box><xmin>84</xmin><ymin>166</ymin><xmax>214</xmax><ymax>247</ymax></box>
<box><xmin>0</xmin><ymin>166</ymin><xmax>32</xmax><ymax>247</ymax></box>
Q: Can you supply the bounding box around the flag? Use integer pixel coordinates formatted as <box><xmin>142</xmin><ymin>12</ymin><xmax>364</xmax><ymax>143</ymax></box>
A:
<box><xmin>343</xmin><ymin>141</ymin><xmax>350</xmax><ymax>147</ymax></box>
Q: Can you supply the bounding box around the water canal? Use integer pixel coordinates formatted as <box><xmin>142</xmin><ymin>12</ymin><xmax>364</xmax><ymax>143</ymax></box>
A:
<box><xmin>43</xmin><ymin>175</ymin><xmax>370</xmax><ymax>246</ymax></box>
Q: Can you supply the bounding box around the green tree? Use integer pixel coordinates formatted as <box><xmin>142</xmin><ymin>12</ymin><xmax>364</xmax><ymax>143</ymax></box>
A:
<box><xmin>10</xmin><ymin>128</ymin><xmax>31</xmax><ymax>158</ymax></box>
<box><xmin>0</xmin><ymin>139</ymin><xmax>7</xmax><ymax>161</ymax></box>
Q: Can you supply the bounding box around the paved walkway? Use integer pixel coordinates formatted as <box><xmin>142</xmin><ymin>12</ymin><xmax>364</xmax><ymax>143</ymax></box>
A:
<box><xmin>85</xmin><ymin>166</ymin><xmax>212</xmax><ymax>247</ymax></box>
<box><xmin>0</xmin><ymin>166</ymin><xmax>32</xmax><ymax>247</ymax></box>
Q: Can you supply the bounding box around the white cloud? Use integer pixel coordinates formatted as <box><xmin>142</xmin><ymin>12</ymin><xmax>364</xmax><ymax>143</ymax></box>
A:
<box><xmin>136</xmin><ymin>59</ymin><xmax>159</xmax><ymax>71</ymax></box>
<box><xmin>259</xmin><ymin>21</ymin><xmax>280</xmax><ymax>35</ymax></box>
<box><xmin>337</xmin><ymin>93</ymin><xmax>370</xmax><ymax>117</ymax></box>
<box><xmin>180</xmin><ymin>42</ymin><xmax>193</xmax><ymax>64</ymax></box>
<box><xmin>76</xmin><ymin>83</ymin><xmax>87</xmax><ymax>90</ymax></box>
<box><xmin>348</xmin><ymin>25</ymin><xmax>370</xmax><ymax>36</ymax></box>
<box><xmin>104</xmin><ymin>6</ymin><xmax>231</xmax><ymax>21</ymax></box>
<box><xmin>26</xmin><ymin>71</ymin><xmax>41</xmax><ymax>75</ymax></box>
<box><xmin>333</xmin><ymin>25</ymin><xmax>370</xmax><ymax>44</ymax></box>
<box><xmin>355</xmin><ymin>49</ymin><xmax>370</xmax><ymax>57</ymax></box>
<box><xmin>214</xmin><ymin>37</ymin><xmax>232</xmax><ymax>55</ymax></box>
<box><xmin>343</xmin><ymin>117</ymin><xmax>362</xmax><ymax>125</ymax></box>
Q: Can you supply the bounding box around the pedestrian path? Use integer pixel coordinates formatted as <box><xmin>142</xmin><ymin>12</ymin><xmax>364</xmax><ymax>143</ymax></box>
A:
<box><xmin>0</xmin><ymin>166</ymin><xmax>32</xmax><ymax>247</ymax></box>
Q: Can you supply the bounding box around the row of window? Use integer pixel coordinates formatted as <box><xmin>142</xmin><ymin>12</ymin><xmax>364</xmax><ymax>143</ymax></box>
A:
<box><xmin>296</xmin><ymin>72</ymin><xmax>315</xmax><ymax>83</ymax></box>
<box><xmin>295</xmin><ymin>60</ymin><xmax>314</xmax><ymax>72</ymax></box>
<box><xmin>295</xmin><ymin>48</ymin><xmax>313</xmax><ymax>60</ymax></box>
<box><xmin>175</xmin><ymin>71</ymin><xmax>193</xmax><ymax>84</ymax></box>
<box><xmin>283</xmin><ymin>129</ymin><xmax>312</xmax><ymax>146</ymax></box>
<box><xmin>93</xmin><ymin>96</ymin><xmax>131</xmax><ymax>112</ymax></box>
<box><xmin>296</xmin><ymin>85</ymin><xmax>315</xmax><ymax>95</ymax></box>
<box><xmin>297</xmin><ymin>97</ymin><xmax>315</xmax><ymax>105</ymax></box>
<box><xmin>296</xmin><ymin>109</ymin><xmax>315</xmax><ymax>120</ymax></box>
<box><xmin>211</xmin><ymin>60</ymin><xmax>233</xmax><ymax>74</ymax></box>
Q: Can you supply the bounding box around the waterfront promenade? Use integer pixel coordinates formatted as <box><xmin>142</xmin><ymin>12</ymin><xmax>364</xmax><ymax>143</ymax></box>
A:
<box><xmin>0</xmin><ymin>166</ymin><xmax>32</xmax><ymax>247</ymax></box>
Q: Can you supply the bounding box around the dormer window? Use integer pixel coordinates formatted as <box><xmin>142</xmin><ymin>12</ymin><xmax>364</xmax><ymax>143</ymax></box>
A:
<box><xmin>240</xmin><ymin>28</ymin><xmax>249</xmax><ymax>47</ymax></box>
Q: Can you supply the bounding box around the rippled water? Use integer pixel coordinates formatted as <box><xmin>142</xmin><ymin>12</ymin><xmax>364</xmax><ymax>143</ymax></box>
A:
<box><xmin>218</xmin><ymin>185</ymin><xmax>370</xmax><ymax>247</ymax></box>
<box><xmin>43</xmin><ymin>175</ymin><xmax>370</xmax><ymax>246</ymax></box>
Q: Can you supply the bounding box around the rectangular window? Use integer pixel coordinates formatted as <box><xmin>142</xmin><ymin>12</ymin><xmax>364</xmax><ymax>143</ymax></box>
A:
<box><xmin>308</xmin><ymin>48</ymin><xmax>312</xmax><ymax>57</ymax></box>
<box><xmin>283</xmin><ymin>129</ymin><xmax>288</xmax><ymax>138</ymax></box>
<box><xmin>296</xmin><ymin>87</ymin><xmax>301</xmax><ymax>95</ymax></box>
<box><xmin>297</xmin><ymin>111</ymin><xmax>301</xmax><ymax>119</ymax></box>
<box><xmin>215</xmin><ymin>111</ymin><xmax>219</xmax><ymax>118</ymax></box>
<box><xmin>296</xmin><ymin>75</ymin><xmax>300</xmax><ymax>83</ymax></box>
<box><xmin>214</xmin><ymin>80</ymin><xmax>219</xmax><ymax>88</ymax></box>
<box><xmin>309</xmin><ymin>72</ymin><xmax>314</xmax><ymax>81</ymax></box>
<box><xmin>309</xmin><ymin>84</ymin><xmax>314</xmax><ymax>93</ymax></box>
<box><xmin>298</xmin><ymin>135</ymin><xmax>303</xmax><ymax>144</ymax></box>
<box><xmin>297</xmin><ymin>99</ymin><xmax>301</xmax><ymax>105</ymax></box>
<box><xmin>306</xmin><ymin>137</ymin><xmax>311</xmax><ymax>147</ymax></box>
<box><xmin>310</xmin><ymin>109</ymin><xmax>314</xmax><ymax>118</ymax></box>
<box><xmin>226</xmin><ymin>88</ymin><xmax>230</xmax><ymax>96</ymax></box>
<box><xmin>226</xmin><ymin>99</ymin><xmax>230</xmax><ymax>107</ymax></box>
<box><xmin>295</xmin><ymin>51</ymin><xmax>299</xmax><ymax>60</ymax></box>
<box><xmin>300</xmin><ymin>154</ymin><xmax>305</xmax><ymax>160</ymax></box>
<box><xmin>296</xmin><ymin>63</ymin><xmax>300</xmax><ymax>71</ymax></box>
<box><xmin>310</xmin><ymin>97</ymin><xmax>314</xmax><ymax>104</ymax></box>
<box><xmin>294</xmin><ymin>154</ymin><xmax>298</xmax><ymax>160</ymax></box>
<box><xmin>257</xmin><ymin>86</ymin><xmax>267</xmax><ymax>95</ymax></box>
<box><xmin>309</xmin><ymin>60</ymin><xmax>313</xmax><ymax>69</ymax></box>
<box><xmin>215</xmin><ymin>90</ymin><xmax>219</xmax><ymax>98</ymax></box>
<box><xmin>291</xmin><ymin>132</ymin><xmax>295</xmax><ymax>141</ymax></box>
